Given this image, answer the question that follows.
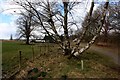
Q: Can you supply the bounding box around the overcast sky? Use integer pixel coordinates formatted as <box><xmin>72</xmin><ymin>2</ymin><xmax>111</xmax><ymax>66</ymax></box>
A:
<box><xmin>0</xmin><ymin>0</ymin><xmax>18</xmax><ymax>39</ymax></box>
<box><xmin>0</xmin><ymin>0</ymin><xmax>118</xmax><ymax>39</ymax></box>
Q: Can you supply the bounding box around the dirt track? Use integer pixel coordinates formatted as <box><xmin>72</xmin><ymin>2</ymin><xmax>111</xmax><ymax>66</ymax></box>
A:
<box><xmin>81</xmin><ymin>43</ymin><xmax>120</xmax><ymax>66</ymax></box>
<box><xmin>90</xmin><ymin>45</ymin><xmax>119</xmax><ymax>65</ymax></box>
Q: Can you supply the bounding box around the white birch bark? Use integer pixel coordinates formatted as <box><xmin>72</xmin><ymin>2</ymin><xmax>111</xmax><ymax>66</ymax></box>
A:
<box><xmin>71</xmin><ymin>0</ymin><xmax>95</xmax><ymax>55</ymax></box>
<box><xmin>73</xmin><ymin>0</ymin><xmax>109</xmax><ymax>57</ymax></box>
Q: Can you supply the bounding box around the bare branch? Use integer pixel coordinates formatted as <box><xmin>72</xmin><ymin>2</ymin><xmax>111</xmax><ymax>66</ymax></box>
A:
<box><xmin>73</xmin><ymin>0</ymin><xmax>109</xmax><ymax>56</ymax></box>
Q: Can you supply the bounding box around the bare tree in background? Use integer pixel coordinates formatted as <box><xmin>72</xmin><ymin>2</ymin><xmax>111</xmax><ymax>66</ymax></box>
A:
<box><xmin>109</xmin><ymin>1</ymin><xmax>120</xmax><ymax>34</ymax></box>
<box><xmin>81</xmin><ymin>5</ymin><xmax>109</xmax><ymax>43</ymax></box>
<box><xmin>81</xmin><ymin>1</ymin><xmax>120</xmax><ymax>44</ymax></box>
<box><xmin>13</xmin><ymin>0</ymin><xmax>109</xmax><ymax>58</ymax></box>
<box><xmin>10</xmin><ymin>34</ymin><xmax>13</xmax><ymax>40</ymax></box>
<box><xmin>16</xmin><ymin>11</ymin><xmax>37</xmax><ymax>44</ymax></box>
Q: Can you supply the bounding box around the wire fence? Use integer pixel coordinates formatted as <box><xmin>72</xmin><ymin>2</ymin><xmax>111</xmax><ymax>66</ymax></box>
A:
<box><xmin>2</xmin><ymin>42</ymin><xmax>57</xmax><ymax>78</ymax></box>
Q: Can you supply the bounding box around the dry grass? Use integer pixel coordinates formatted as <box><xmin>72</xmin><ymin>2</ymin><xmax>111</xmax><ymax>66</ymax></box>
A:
<box><xmin>16</xmin><ymin>49</ymin><xmax>120</xmax><ymax>78</ymax></box>
<box><xmin>2</xmin><ymin>41</ymin><xmax>120</xmax><ymax>79</ymax></box>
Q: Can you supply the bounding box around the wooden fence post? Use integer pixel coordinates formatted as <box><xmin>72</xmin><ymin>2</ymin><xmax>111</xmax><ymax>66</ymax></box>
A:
<box><xmin>45</xmin><ymin>43</ymin><xmax>46</xmax><ymax>53</ymax></box>
<box><xmin>45</xmin><ymin>43</ymin><xmax>48</xmax><ymax>53</ymax></box>
<box><xmin>39</xmin><ymin>45</ymin><xmax>41</xmax><ymax>54</ymax></box>
<box><xmin>81</xmin><ymin>60</ymin><xmax>84</xmax><ymax>70</ymax></box>
<box><xmin>19</xmin><ymin>51</ymin><xmax>22</xmax><ymax>69</ymax></box>
<box><xmin>48</xmin><ymin>43</ymin><xmax>49</xmax><ymax>53</ymax></box>
<box><xmin>32</xmin><ymin>46</ymin><xmax>35</xmax><ymax>62</ymax></box>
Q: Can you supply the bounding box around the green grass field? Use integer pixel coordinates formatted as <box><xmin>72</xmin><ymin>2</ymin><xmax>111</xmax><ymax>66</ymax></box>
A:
<box><xmin>2</xmin><ymin>40</ymin><xmax>56</xmax><ymax>76</ymax></box>
<box><xmin>2</xmin><ymin>41</ymin><xmax>33</xmax><ymax>75</ymax></box>
<box><xmin>2</xmin><ymin>40</ymin><xmax>120</xmax><ymax>78</ymax></box>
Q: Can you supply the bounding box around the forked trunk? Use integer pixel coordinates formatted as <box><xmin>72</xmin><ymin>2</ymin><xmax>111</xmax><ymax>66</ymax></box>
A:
<box><xmin>69</xmin><ymin>0</ymin><xmax>109</xmax><ymax>58</ymax></box>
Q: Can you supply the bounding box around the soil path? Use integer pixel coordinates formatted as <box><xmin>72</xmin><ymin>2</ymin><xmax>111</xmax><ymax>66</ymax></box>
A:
<box><xmin>81</xmin><ymin>43</ymin><xmax>120</xmax><ymax>65</ymax></box>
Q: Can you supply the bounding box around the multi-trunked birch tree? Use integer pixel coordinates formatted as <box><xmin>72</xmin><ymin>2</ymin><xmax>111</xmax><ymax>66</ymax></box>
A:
<box><xmin>14</xmin><ymin>0</ymin><xmax>109</xmax><ymax>58</ymax></box>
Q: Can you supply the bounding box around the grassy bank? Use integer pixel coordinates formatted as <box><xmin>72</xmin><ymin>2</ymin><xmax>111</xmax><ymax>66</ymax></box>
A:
<box><xmin>17</xmin><ymin>48</ymin><xmax>119</xmax><ymax>78</ymax></box>
<box><xmin>2</xmin><ymin>40</ymin><xmax>55</xmax><ymax>76</ymax></box>
<box><xmin>2</xmin><ymin>41</ymin><xmax>120</xmax><ymax>78</ymax></box>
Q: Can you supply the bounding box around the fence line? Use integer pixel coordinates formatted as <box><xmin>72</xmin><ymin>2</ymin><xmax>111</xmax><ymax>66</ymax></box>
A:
<box><xmin>19</xmin><ymin>51</ymin><xmax>22</xmax><ymax>69</ymax></box>
<box><xmin>32</xmin><ymin>46</ymin><xmax>35</xmax><ymax>62</ymax></box>
<box><xmin>3</xmin><ymin>42</ymin><xmax>57</xmax><ymax>78</ymax></box>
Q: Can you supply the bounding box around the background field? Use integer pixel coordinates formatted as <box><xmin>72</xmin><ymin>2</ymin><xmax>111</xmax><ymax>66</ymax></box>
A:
<box><xmin>2</xmin><ymin>41</ymin><xmax>56</xmax><ymax>76</ymax></box>
<box><xmin>2</xmin><ymin>40</ymin><xmax>120</xmax><ymax>78</ymax></box>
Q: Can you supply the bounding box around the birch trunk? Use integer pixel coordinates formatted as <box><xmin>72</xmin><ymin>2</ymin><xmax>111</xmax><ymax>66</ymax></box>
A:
<box><xmin>69</xmin><ymin>0</ymin><xmax>95</xmax><ymax>58</ymax></box>
<box><xmin>73</xmin><ymin>0</ymin><xmax>109</xmax><ymax>57</ymax></box>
